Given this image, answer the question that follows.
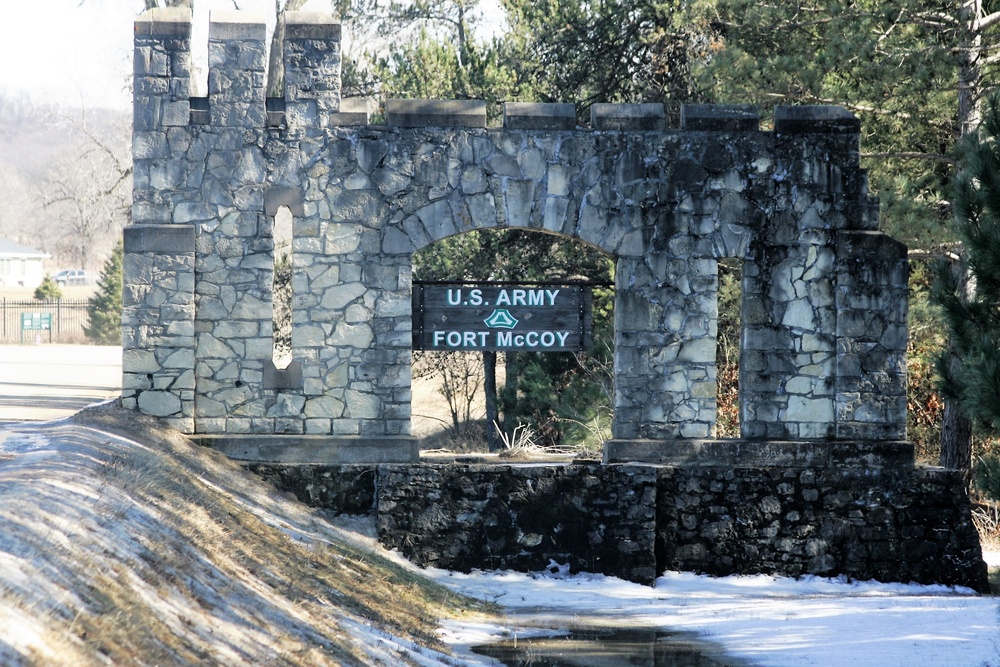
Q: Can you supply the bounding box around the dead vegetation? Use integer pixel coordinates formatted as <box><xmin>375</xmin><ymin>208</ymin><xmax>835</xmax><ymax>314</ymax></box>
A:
<box><xmin>0</xmin><ymin>402</ymin><xmax>493</xmax><ymax>666</ymax></box>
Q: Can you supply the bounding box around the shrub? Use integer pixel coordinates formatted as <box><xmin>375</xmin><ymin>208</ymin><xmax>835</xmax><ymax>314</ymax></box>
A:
<box><xmin>34</xmin><ymin>274</ymin><xmax>62</xmax><ymax>301</ymax></box>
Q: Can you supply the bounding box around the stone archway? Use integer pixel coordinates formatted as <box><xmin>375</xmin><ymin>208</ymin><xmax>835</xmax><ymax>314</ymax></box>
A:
<box><xmin>125</xmin><ymin>9</ymin><xmax>908</xmax><ymax>466</ymax></box>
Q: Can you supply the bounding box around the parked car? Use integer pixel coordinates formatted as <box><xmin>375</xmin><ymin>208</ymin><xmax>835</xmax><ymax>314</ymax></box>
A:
<box><xmin>53</xmin><ymin>269</ymin><xmax>88</xmax><ymax>286</ymax></box>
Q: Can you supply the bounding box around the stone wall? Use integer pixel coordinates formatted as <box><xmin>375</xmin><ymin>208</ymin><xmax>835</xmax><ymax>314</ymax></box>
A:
<box><xmin>656</xmin><ymin>465</ymin><xmax>985</xmax><ymax>589</ymax></box>
<box><xmin>127</xmin><ymin>9</ymin><xmax>909</xmax><ymax>464</ymax></box>
<box><xmin>252</xmin><ymin>461</ymin><xmax>988</xmax><ymax>592</ymax></box>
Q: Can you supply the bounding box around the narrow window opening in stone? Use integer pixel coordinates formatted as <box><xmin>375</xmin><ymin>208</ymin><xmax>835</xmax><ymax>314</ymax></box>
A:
<box><xmin>189</xmin><ymin>6</ymin><xmax>209</xmax><ymax>97</ymax></box>
<box><xmin>272</xmin><ymin>205</ymin><xmax>294</xmax><ymax>370</ymax></box>
<box><xmin>716</xmin><ymin>257</ymin><xmax>743</xmax><ymax>437</ymax></box>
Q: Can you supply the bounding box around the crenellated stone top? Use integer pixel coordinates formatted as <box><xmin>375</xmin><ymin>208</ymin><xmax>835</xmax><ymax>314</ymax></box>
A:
<box><xmin>133</xmin><ymin>9</ymin><xmax>865</xmax><ymax>136</ymax></box>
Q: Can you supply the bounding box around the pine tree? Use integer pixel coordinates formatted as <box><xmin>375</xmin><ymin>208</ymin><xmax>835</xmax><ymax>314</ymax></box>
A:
<box><xmin>84</xmin><ymin>242</ymin><xmax>123</xmax><ymax>345</ymax></box>
<box><xmin>934</xmin><ymin>96</ymin><xmax>1000</xmax><ymax>440</ymax></box>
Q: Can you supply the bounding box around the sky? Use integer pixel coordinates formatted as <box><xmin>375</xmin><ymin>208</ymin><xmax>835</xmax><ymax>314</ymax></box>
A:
<box><xmin>0</xmin><ymin>0</ymin><xmax>506</xmax><ymax>113</ymax></box>
<box><xmin>0</xmin><ymin>0</ymin><xmax>144</xmax><ymax>111</ymax></box>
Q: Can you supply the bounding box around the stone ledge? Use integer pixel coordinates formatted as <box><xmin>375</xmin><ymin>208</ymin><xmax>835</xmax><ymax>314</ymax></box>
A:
<box><xmin>603</xmin><ymin>439</ymin><xmax>914</xmax><ymax>469</ymax></box>
<box><xmin>329</xmin><ymin>97</ymin><xmax>370</xmax><ymax>126</ymax></box>
<box><xmin>189</xmin><ymin>96</ymin><xmax>209</xmax><ymax>125</ymax></box>
<box><xmin>503</xmin><ymin>102</ymin><xmax>576</xmax><ymax>130</ymax></box>
<box><xmin>774</xmin><ymin>105</ymin><xmax>860</xmax><ymax>134</ymax></box>
<box><xmin>135</xmin><ymin>8</ymin><xmax>192</xmax><ymax>37</ymax></box>
<box><xmin>263</xmin><ymin>359</ymin><xmax>303</xmax><ymax>390</ymax></box>
<box><xmin>264</xmin><ymin>186</ymin><xmax>305</xmax><ymax>216</ymax></box>
<box><xmin>283</xmin><ymin>11</ymin><xmax>342</xmax><ymax>40</ymax></box>
<box><xmin>386</xmin><ymin>99</ymin><xmax>486</xmax><ymax>128</ymax></box>
<box><xmin>208</xmin><ymin>10</ymin><xmax>267</xmax><ymax>41</ymax></box>
<box><xmin>681</xmin><ymin>104</ymin><xmax>759</xmax><ymax>132</ymax></box>
<box><xmin>591</xmin><ymin>103</ymin><xmax>664</xmax><ymax>131</ymax></box>
<box><xmin>195</xmin><ymin>435</ymin><xmax>419</xmax><ymax>464</ymax></box>
<box><xmin>124</xmin><ymin>224</ymin><xmax>195</xmax><ymax>254</ymax></box>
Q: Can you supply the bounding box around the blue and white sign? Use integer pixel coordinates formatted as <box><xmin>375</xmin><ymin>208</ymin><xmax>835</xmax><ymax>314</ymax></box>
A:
<box><xmin>412</xmin><ymin>283</ymin><xmax>593</xmax><ymax>352</ymax></box>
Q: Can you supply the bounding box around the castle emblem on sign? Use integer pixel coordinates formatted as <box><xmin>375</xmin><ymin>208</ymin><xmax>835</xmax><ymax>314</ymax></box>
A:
<box><xmin>484</xmin><ymin>309</ymin><xmax>518</xmax><ymax>329</ymax></box>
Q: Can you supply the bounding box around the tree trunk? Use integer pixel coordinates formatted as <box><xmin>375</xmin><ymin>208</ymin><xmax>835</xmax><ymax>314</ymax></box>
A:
<box><xmin>939</xmin><ymin>259</ymin><xmax>975</xmax><ymax>478</ymax></box>
<box><xmin>501</xmin><ymin>352</ymin><xmax>520</xmax><ymax>443</ymax></box>
<box><xmin>939</xmin><ymin>0</ymin><xmax>981</xmax><ymax>476</ymax></box>
<box><xmin>483</xmin><ymin>351</ymin><xmax>500</xmax><ymax>452</ymax></box>
<box><xmin>940</xmin><ymin>397</ymin><xmax>973</xmax><ymax>479</ymax></box>
<box><xmin>958</xmin><ymin>0</ymin><xmax>983</xmax><ymax>137</ymax></box>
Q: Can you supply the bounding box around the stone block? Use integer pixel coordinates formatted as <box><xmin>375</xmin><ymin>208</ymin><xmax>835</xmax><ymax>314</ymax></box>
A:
<box><xmin>328</xmin><ymin>97</ymin><xmax>370</xmax><ymax>125</ymax></box>
<box><xmin>134</xmin><ymin>8</ymin><xmax>192</xmax><ymax>38</ymax></box>
<box><xmin>503</xmin><ymin>102</ymin><xmax>576</xmax><ymax>130</ymax></box>
<box><xmin>386</xmin><ymin>99</ymin><xmax>487</xmax><ymax>128</ymax></box>
<box><xmin>264</xmin><ymin>186</ymin><xmax>305</xmax><ymax>216</ymax></box>
<box><xmin>680</xmin><ymin>104</ymin><xmax>759</xmax><ymax>132</ymax></box>
<box><xmin>188</xmin><ymin>96</ymin><xmax>210</xmax><ymax>124</ymax></box>
<box><xmin>590</xmin><ymin>103</ymin><xmax>664</xmax><ymax>131</ymax></box>
<box><xmin>774</xmin><ymin>105</ymin><xmax>860</xmax><ymax>134</ymax></box>
<box><xmin>137</xmin><ymin>389</ymin><xmax>182</xmax><ymax>417</ymax></box>
<box><xmin>283</xmin><ymin>11</ymin><xmax>342</xmax><ymax>40</ymax></box>
<box><xmin>208</xmin><ymin>10</ymin><xmax>267</xmax><ymax>42</ymax></box>
<box><xmin>264</xmin><ymin>359</ymin><xmax>304</xmax><ymax>390</ymax></box>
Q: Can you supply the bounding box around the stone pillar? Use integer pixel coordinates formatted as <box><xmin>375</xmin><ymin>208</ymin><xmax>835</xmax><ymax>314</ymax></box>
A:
<box><xmin>122</xmin><ymin>226</ymin><xmax>196</xmax><ymax>433</ymax></box>
<box><xmin>208</xmin><ymin>12</ymin><xmax>267</xmax><ymax>128</ymax></box>
<box><xmin>132</xmin><ymin>8</ymin><xmax>192</xmax><ymax>225</ymax></box>
<box><xmin>740</xmin><ymin>106</ymin><xmax>861</xmax><ymax>440</ymax></box>
<box><xmin>193</xmin><ymin>12</ymin><xmax>271</xmax><ymax>434</ymax></box>
<box><xmin>280</xmin><ymin>12</ymin><xmax>342</xmax><ymax>129</ymax></box>
<box><xmin>740</xmin><ymin>236</ymin><xmax>839</xmax><ymax>440</ymax></box>
<box><xmin>835</xmin><ymin>231</ymin><xmax>909</xmax><ymax>439</ymax></box>
<box><xmin>609</xmin><ymin>251</ymin><xmax>718</xmax><ymax>442</ymax></box>
<box><xmin>126</xmin><ymin>9</ymin><xmax>196</xmax><ymax>433</ymax></box>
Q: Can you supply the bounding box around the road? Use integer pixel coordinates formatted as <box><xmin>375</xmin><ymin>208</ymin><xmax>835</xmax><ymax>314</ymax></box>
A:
<box><xmin>0</xmin><ymin>345</ymin><xmax>121</xmax><ymax>422</ymax></box>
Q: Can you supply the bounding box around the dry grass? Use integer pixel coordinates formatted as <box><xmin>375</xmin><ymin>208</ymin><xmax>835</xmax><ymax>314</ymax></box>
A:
<box><xmin>972</xmin><ymin>503</ymin><xmax>1000</xmax><ymax>595</ymax></box>
<box><xmin>0</xmin><ymin>402</ymin><xmax>494</xmax><ymax>666</ymax></box>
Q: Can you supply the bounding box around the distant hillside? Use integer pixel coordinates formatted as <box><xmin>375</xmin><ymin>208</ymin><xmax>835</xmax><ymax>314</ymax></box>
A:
<box><xmin>0</xmin><ymin>93</ymin><xmax>130</xmax><ymax>271</ymax></box>
<box><xmin>0</xmin><ymin>94</ymin><xmax>125</xmax><ymax>170</ymax></box>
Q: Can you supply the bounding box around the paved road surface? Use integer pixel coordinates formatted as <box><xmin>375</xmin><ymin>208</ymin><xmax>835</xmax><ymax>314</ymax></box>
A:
<box><xmin>0</xmin><ymin>345</ymin><xmax>121</xmax><ymax>422</ymax></box>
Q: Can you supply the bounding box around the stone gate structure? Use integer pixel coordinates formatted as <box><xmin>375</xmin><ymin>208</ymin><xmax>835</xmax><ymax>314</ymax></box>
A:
<box><xmin>127</xmin><ymin>8</ymin><xmax>907</xmax><ymax>465</ymax></box>
<box><xmin>124</xmin><ymin>9</ymin><xmax>987</xmax><ymax>591</ymax></box>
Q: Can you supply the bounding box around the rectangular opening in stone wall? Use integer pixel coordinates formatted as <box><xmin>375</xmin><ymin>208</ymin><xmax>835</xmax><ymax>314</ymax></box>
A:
<box><xmin>272</xmin><ymin>205</ymin><xmax>293</xmax><ymax>370</ymax></box>
<box><xmin>716</xmin><ymin>258</ymin><xmax>743</xmax><ymax>437</ymax></box>
<box><xmin>411</xmin><ymin>228</ymin><xmax>615</xmax><ymax>454</ymax></box>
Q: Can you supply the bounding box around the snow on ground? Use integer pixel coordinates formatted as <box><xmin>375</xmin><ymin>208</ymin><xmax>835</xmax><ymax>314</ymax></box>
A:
<box><xmin>434</xmin><ymin>557</ymin><xmax>1000</xmax><ymax>666</ymax></box>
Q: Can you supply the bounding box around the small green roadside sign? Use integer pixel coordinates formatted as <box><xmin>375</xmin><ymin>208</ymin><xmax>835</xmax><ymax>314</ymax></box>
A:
<box><xmin>21</xmin><ymin>312</ymin><xmax>52</xmax><ymax>343</ymax></box>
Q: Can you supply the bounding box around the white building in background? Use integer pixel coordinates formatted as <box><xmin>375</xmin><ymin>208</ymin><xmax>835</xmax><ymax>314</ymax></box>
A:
<box><xmin>0</xmin><ymin>239</ymin><xmax>49</xmax><ymax>288</ymax></box>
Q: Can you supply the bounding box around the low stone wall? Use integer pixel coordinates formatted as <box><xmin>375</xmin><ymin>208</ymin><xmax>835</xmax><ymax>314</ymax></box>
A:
<box><xmin>377</xmin><ymin>464</ymin><xmax>658</xmax><ymax>584</ymax></box>
<box><xmin>249</xmin><ymin>463</ymin><xmax>377</xmax><ymax>516</ymax></box>
<box><xmin>656</xmin><ymin>466</ymin><xmax>986</xmax><ymax>589</ymax></box>
<box><xmin>249</xmin><ymin>462</ymin><xmax>989</xmax><ymax>592</ymax></box>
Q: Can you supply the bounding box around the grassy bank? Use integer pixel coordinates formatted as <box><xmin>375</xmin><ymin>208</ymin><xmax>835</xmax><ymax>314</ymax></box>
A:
<box><xmin>0</xmin><ymin>403</ymin><xmax>492</xmax><ymax>666</ymax></box>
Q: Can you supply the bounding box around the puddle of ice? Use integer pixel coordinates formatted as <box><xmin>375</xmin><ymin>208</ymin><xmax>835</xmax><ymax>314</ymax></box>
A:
<box><xmin>472</xmin><ymin>627</ymin><xmax>748</xmax><ymax>667</ymax></box>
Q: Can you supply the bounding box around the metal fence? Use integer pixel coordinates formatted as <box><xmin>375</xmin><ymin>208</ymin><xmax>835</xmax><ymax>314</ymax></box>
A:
<box><xmin>0</xmin><ymin>299</ymin><xmax>91</xmax><ymax>344</ymax></box>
